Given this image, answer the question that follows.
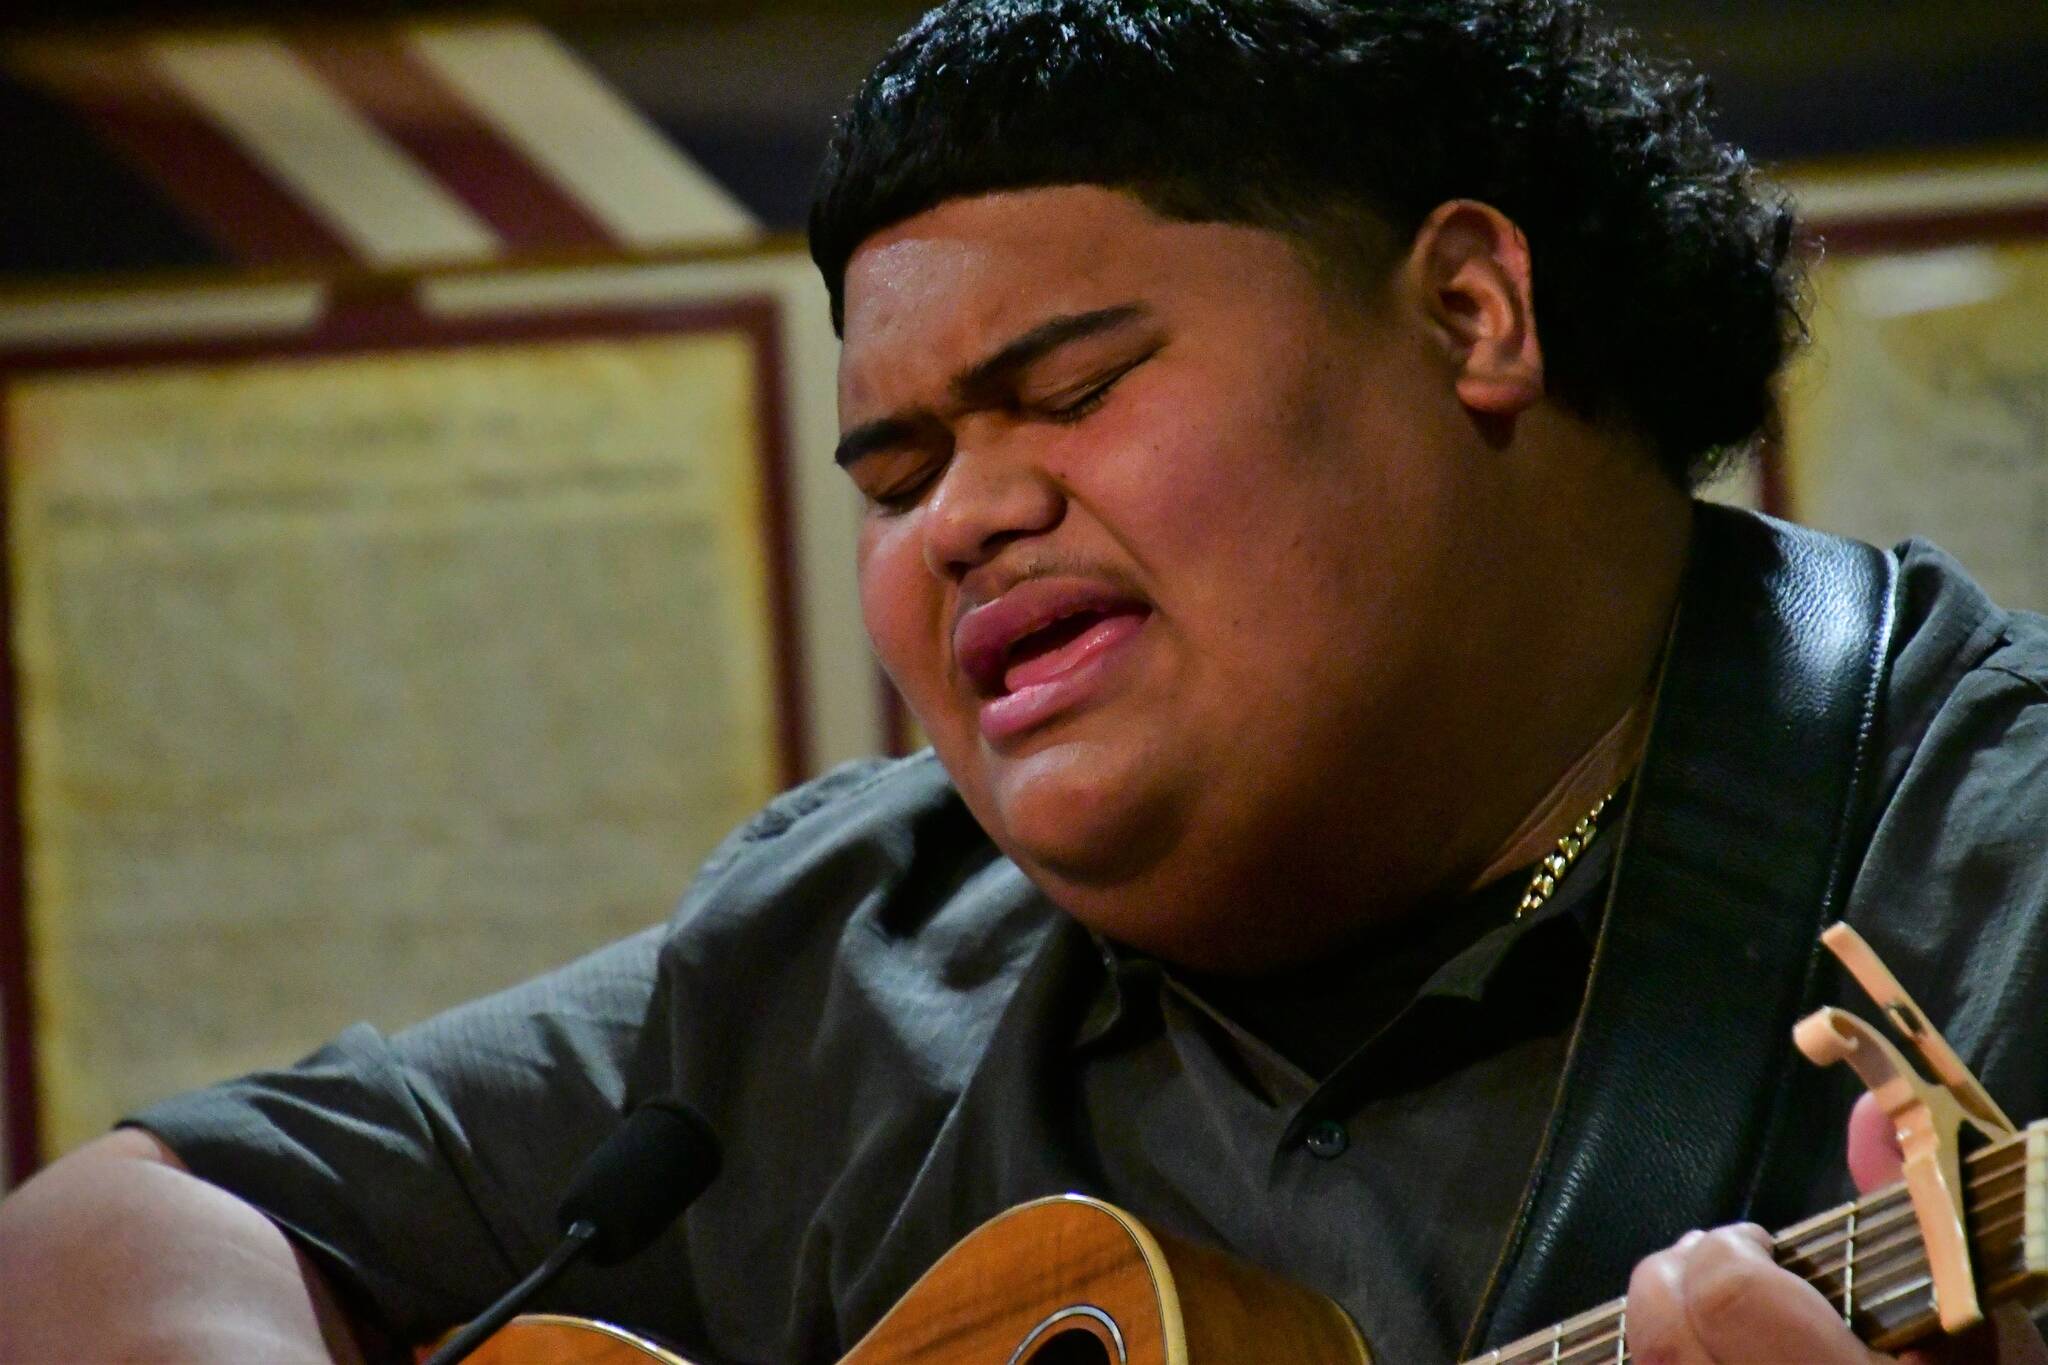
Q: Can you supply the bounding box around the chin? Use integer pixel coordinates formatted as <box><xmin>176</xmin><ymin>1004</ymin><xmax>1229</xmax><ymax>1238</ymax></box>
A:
<box><xmin>975</xmin><ymin>737</ymin><xmax>1184</xmax><ymax>890</ymax></box>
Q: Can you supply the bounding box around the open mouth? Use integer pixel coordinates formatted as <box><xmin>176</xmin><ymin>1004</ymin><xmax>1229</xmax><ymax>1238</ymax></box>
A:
<box><xmin>953</xmin><ymin>578</ymin><xmax>1152</xmax><ymax>712</ymax></box>
<box><xmin>1000</xmin><ymin>608</ymin><xmax>1128</xmax><ymax>694</ymax></box>
<box><xmin>957</xmin><ymin>587</ymin><xmax>1151</xmax><ymax>744</ymax></box>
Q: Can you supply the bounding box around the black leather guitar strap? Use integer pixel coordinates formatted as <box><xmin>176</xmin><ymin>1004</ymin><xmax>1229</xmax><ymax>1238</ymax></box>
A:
<box><xmin>1468</xmin><ymin>504</ymin><xmax>1899</xmax><ymax>1349</ymax></box>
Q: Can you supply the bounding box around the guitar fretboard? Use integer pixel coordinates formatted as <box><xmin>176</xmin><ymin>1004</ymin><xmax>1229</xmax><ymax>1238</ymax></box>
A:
<box><xmin>1462</xmin><ymin>1123</ymin><xmax>2047</xmax><ymax>1364</ymax></box>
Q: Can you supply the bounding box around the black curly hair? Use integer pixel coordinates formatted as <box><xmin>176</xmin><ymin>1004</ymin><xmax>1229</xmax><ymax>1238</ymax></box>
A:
<box><xmin>810</xmin><ymin>0</ymin><xmax>1807</xmax><ymax>488</ymax></box>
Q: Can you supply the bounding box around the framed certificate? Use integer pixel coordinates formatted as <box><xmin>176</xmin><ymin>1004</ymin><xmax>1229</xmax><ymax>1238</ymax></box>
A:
<box><xmin>1774</xmin><ymin>151</ymin><xmax>2048</xmax><ymax>613</ymax></box>
<box><xmin>0</xmin><ymin>253</ymin><xmax>864</xmax><ymax>1173</ymax></box>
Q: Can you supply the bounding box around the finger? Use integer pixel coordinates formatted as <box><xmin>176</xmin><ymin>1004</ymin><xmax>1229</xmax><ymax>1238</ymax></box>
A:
<box><xmin>1629</xmin><ymin>1231</ymin><xmax>1717</xmax><ymax>1365</ymax></box>
<box><xmin>1677</xmin><ymin>1226</ymin><xmax>1878</xmax><ymax>1363</ymax></box>
<box><xmin>1848</xmin><ymin>1092</ymin><xmax>1906</xmax><ymax>1194</ymax></box>
<box><xmin>1632</xmin><ymin>1224</ymin><xmax>1886</xmax><ymax>1364</ymax></box>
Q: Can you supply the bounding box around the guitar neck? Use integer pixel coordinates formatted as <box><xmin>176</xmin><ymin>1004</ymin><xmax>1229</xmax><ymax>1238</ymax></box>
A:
<box><xmin>1465</xmin><ymin>1119</ymin><xmax>2048</xmax><ymax>1364</ymax></box>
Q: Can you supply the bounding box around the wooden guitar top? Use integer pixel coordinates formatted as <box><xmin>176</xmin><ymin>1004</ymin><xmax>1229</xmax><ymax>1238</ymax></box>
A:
<box><xmin>459</xmin><ymin>1194</ymin><xmax>1370</xmax><ymax>1364</ymax></box>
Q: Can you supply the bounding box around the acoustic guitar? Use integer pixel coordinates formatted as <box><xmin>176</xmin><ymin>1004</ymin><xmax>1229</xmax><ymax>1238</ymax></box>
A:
<box><xmin>446</xmin><ymin>928</ymin><xmax>2048</xmax><ymax>1363</ymax></box>
<box><xmin>460</xmin><ymin>1113</ymin><xmax>2048</xmax><ymax>1365</ymax></box>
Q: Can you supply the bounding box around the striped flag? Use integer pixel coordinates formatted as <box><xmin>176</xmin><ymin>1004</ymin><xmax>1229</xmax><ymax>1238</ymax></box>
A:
<box><xmin>8</xmin><ymin>19</ymin><xmax>767</xmax><ymax>272</ymax></box>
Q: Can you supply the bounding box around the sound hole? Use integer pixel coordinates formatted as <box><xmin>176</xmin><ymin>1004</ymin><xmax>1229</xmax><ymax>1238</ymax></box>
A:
<box><xmin>1023</xmin><ymin>1328</ymin><xmax>1112</xmax><ymax>1365</ymax></box>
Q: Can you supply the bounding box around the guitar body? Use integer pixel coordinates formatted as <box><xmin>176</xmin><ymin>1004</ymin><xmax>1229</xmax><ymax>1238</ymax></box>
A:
<box><xmin>425</xmin><ymin>934</ymin><xmax>2048</xmax><ymax>1365</ymax></box>
<box><xmin>464</xmin><ymin>1195</ymin><xmax>1371</xmax><ymax>1364</ymax></box>
<box><xmin>466</xmin><ymin>1316</ymin><xmax>686</xmax><ymax>1364</ymax></box>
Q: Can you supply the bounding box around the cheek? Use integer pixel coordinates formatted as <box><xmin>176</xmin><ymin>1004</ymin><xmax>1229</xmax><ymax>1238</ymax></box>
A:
<box><xmin>1095</xmin><ymin>381</ymin><xmax>1346</xmax><ymax>579</ymax></box>
<box><xmin>856</xmin><ymin>517</ymin><xmax>944</xmax><ymax>697</ymax></box>
<box><xmin>1094</xmin><ymin>373</ymin><xmax>1415</xmax><ymax>685</ymax></box>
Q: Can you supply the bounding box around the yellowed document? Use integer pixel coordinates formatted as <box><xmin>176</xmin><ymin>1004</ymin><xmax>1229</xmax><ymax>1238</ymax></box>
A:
<box><xmin>1783</xmin><ymin>239</ymin><xmax>2048</xmax><ymax>612</ymax></box>
<box><xmin>6</xmin><ymin>331</ymin><xmax>784</xmax><ymax>1155</ymax></box>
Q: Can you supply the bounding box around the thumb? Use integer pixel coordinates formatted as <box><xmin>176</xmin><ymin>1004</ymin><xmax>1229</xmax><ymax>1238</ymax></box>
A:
<box><xmin>1847</xmin><ymin>1091</ymin><xmax>1905</xmax><ymax>1193</ymax></box>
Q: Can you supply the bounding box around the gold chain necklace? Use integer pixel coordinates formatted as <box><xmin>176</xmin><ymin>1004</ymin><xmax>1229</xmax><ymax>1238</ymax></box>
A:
<box><xmin>1515</xmin><ymin>787</ymin><xmax>1620</xmax><ymax>921</ymax></box>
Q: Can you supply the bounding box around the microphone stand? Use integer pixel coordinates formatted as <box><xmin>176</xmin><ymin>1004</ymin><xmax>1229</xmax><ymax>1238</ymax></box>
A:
<box><xmin>418</xmin><ymin>1220</ymin><xmax>597</xmax><ymax>1365</ymax></box>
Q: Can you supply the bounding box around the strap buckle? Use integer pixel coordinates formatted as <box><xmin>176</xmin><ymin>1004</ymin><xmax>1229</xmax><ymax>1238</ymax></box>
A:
<box><xmin>1794</xmin><ymin>923</ymin><xmax>2016</xmax><ymax>1333</ymax></box>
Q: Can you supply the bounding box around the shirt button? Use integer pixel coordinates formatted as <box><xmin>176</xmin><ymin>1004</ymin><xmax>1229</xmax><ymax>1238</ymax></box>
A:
<box><xmin>1303</xmin><ymin>1119</ymin><xmax>1349</xmax><ymax>1160</ymax></box>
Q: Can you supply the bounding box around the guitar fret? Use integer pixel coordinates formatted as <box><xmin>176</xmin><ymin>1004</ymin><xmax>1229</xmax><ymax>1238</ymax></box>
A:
<box><xmin>487</xmin><ymin>1140</ymin><xmax>2044</xmax><ymax>1365</ymax></box>
<box><xmin>1781</xmin><ymin>1143</ymin><xmax>2019</xmax><ymax>1263</ymax></box>
<box><xmin>1790</xmin><ymin>1159</ymin><xmax>2031</xmax><ymax>1300</ymax></box>
<box><xmin>1460</xmin><ymin>1135</ymin><xmax>2045</xmax><ymax>1364</ymax></box>
<box><xmin>1843</xmin><ymin>1206</ymin><xmax>1856</xmax><ymax>1326</ymax></box>
<box><xmin>1855</xmin><ymin>1268</ymin><xmax>1936</xmax><ymax>1319</ymax></box>
<box><xmin>1782</xmin><ymin>1147</ymin><xmax>2030</xmax><ymax>1273</ymax></box>
<box><xmin>1830</xmin><ymin>1201</ymin><xmax>2027</xmax><ymax>1316</ymax></box>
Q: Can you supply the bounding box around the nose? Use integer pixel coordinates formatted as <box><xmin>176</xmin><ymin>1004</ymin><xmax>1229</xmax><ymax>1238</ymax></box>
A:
<box><xmin>919</xmin><ymin>437</ymin><xmax>1065</xmax><ymax>580</ymax></box>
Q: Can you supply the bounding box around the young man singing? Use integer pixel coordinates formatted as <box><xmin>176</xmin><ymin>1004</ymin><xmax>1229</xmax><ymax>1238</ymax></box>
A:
<box><xmin>5</xmin><ymin>3</ymin><xmax>2047</xmax><ymax>1361</ymax></box>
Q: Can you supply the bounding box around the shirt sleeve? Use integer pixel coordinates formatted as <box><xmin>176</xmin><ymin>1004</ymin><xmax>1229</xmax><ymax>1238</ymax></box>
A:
<box><xmin>1851</xmin><ymin>556</ymin><xmax>2048</xmax><ymax>1118</ymax></box>
<box><xmin>126</xmin><ymin>921</ymin><xmax>671</xmax><ymax>1343</ymax></box>
<box><xmin>119</xmin><ymin>757</ymin><xmax>907</xmax><ymax>1355</ymax></box>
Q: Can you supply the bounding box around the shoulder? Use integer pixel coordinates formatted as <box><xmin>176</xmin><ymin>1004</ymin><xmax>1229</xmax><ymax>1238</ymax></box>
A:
<box><xmin>1870</xmin><ymin>538</ymin><xmax>2048</xmax><ymax>810</ymax></box>
<box><xmin>693</xmin><ymin>749</ymin><xmax>965</xmax><ymax>875</ymax></box>
<box><xmin>1889</xmin><ymin>537</ymin><xmax>2048</xmax><ymax>712</ymax></box>
<box><xmin>655</xmin><ymin>750</ymin><xmax>1061</xmax><ymax>1082</ymax></box>
<box><xmin>669</xmin><ymin>749</ymin><xmax>1046</xmax><ymax>951</ymax></box>
<box><xmin>1847</xmin><ymin>539</ymin><xmax>2048</xmax><ymax>1094</ymax></box>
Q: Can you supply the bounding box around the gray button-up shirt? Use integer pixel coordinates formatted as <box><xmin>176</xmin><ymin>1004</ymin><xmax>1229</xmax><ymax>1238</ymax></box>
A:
<box><xmin>134</xmin><ymin>537</ymin><xmax>2048</xmax><ymax>1363</ymax></box>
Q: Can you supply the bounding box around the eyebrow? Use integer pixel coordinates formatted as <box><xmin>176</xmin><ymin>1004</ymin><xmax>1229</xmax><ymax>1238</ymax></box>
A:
<box><xmin>833</xmin><ymin>416</ymin><xmax>925</xmax><ymax>472</ymax></box>
<box><xmin>834</xmin><ymin>303</ymin><xmax>1150</xmax><ymax>470</ymax></box>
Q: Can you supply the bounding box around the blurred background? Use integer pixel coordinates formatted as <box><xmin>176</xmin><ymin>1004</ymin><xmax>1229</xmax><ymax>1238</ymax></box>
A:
<box><xmin>0</xmin><ymin>0</ymin><xmax>2042</xmax><ymax>1184</ymax></box>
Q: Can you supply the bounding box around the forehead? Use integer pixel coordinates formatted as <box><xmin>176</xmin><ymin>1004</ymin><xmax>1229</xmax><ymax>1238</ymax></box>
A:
<box><xmin>840</xmin><ymin>189</ymin><xmax>1159</xmax><ymax>380</ymax></box>
<box><xmin>835</xmin><ymin>187</ymin><xmax>1327</xmax><ymax>415</ymax></box>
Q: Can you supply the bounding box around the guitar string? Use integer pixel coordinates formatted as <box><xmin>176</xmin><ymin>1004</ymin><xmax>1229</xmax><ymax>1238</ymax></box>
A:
<box><xmin>1777</xmin><ymin>1140</ymin><xmax>2028</xmax><ymax>1263</ymax></box>
<box><xmin>1513</xmin><ymin>1202</ymin><xmax>2032</xmax><ymax>1365</ymax></box>
<box><xmin>1488</xmin><ymin>1206</ymin><xmax>2031</xmax><ymax>1365</ymax></box>
<box><xmin>1513</xmin><ymin>1212</ymin><xmax>2024</xmax><ymax>1365</ymax></box>
<box><xmin>1530</xmin><ymin>1207</ymin><xmax>2037</xmax><ymax>1365</ymax></box>
<box><xmin>1784</xmin><ymin>1180</ymin><xmax>2028</xmax><ymax>1300</ymax></box>
<box><xmin>1471</xmin><ymin>1154</ymin><xmax>2034</xmax><ymax>1365</ymax></box>
<box><xmin>1801</xmin><ymin>1198</ymin><xmax>2025</xmax><ymax>1311</ymax></box>
<box><xmin>1507</xmin><ymin>1253</ymin><xmax>1939</xmax><ymax>1365</ymax></box>
<box><xmin>1470</xmin><ymin>1149</ymin><xmax>2037</xmax><ymax>1365</ymax></box>
<box><xmin>1780</xmin><ymin>1153</ymin><xmax>2030</xmax><ymax>1270</ymax></box>
<box><xmin>1473</xmin><ymin>1155</ymin><xmax>2025</xmax><ymax>1365</ymax></box>
<box><xmin>1793</xmin><ymin>1185</ymin><xmax>2025</xmax><ymax>1297</ymax></box>
<box><xmin>1779</xmin><ymin>1155</ymin><xmax>2022</xmax><ymax>1265</ymax></box>
<box><xmin>1829</xmin><ymin>1205</ymin><xmax>2026</xmax><ymax>1319</ymax></box>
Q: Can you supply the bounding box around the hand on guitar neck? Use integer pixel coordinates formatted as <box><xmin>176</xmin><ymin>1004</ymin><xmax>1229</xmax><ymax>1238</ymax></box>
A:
<box><xmin>1624</xmin><ymin>1095</ymin><xmax>2048</xmax><ymax>1365</ymax></box>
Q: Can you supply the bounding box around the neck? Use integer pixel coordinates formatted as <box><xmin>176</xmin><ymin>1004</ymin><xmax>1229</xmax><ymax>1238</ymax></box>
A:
<box><xmin>1051</xmin><ymin>447</ymin><xmax>1696</xmax><ymax>974</ymax></box>
<box><xmin>1419</xmin><ymin>453</ymin><xmax>1691</xmax><ymax>909</ymax></box>
<box><xmin>1464</xmin><ymin>674</ymin><xmax>1656</xmax><ymax>893</ymax></box>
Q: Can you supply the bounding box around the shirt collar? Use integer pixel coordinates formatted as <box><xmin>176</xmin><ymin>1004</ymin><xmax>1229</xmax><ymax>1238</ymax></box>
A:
<box><xmin>1069</xmin><ymin>817</ymin><xmax>1619</xmax><ymax>1066</ymax></box>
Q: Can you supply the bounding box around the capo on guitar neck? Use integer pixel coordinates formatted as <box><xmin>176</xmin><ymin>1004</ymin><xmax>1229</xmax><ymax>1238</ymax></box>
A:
<box><xmin>1794</xmin><ymin>924</ymin><xmax>2018</xmax><ymax>1334</ymax></box>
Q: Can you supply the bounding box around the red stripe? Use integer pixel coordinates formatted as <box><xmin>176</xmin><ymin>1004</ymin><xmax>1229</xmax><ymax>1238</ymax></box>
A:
<box><xmin>11</xmin><ymin>40</ymin><xmax>357</xmax><ymax>268</ymax></box>
<box><xmin>1813</xmin><ymin>204</ymin><xmax>2048</xmax><ymax>255</ymax></box>
<box><xmin>744</xmin><ymin>304</ymin><xmax>812</xmax><ymax>785</ymax></box>
<box><xmin>0</xmin><ymin>385</ymin><xmax>44</xmax><ymax>1185</ymax></box>
<box><xmin>881</xmin><ymin>673</ymin><xmax>915</xmax><ymax>758</ymax></box>
<box><xmin>296</xmin><ymin>35</ymin><xmax>618</xmax><ymax>255</ymax></box>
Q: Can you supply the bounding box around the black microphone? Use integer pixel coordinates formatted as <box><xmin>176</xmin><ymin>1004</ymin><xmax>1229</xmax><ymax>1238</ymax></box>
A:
<box><xmin>420</xmin><ymin>1099</ymin><xmax>721</xmax><ymax>1365</ymax></box>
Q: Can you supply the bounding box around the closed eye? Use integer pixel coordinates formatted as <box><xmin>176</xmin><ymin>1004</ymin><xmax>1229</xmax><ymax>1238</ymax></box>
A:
<box><xmin>1034</xmin><ymin>347</ymin><xmax>1158</xmax><ymax>424</ymax></box>
<box><xmin>865</xmin><ymin>470</ymin><xmax>937</xmax><ymax>514</ymax></box>
<box><xmin>1043</xmin><ymin>377</ymin><xmax>1121</xmax><ymax>423</ymax></box>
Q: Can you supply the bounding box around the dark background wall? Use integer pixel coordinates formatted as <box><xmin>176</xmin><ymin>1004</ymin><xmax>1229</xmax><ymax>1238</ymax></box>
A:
<box><xmin>3</xmin><ymin>0</ymin><xmax>2044</xmax><ymax>282</ymax></box>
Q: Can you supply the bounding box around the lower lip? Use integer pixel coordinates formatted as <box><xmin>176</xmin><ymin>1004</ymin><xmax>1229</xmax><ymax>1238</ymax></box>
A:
<box><xmin>977</xmin><ymin>612</ymin><xmax>1148</xmax><ymax>745</ymax></box>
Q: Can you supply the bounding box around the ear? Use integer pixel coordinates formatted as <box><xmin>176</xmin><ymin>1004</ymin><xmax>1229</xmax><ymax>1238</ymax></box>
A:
<box><xmin>1404</xmin><ymin>200</ymin><xmax>1545</xmax><ymax>418</ymax></box>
